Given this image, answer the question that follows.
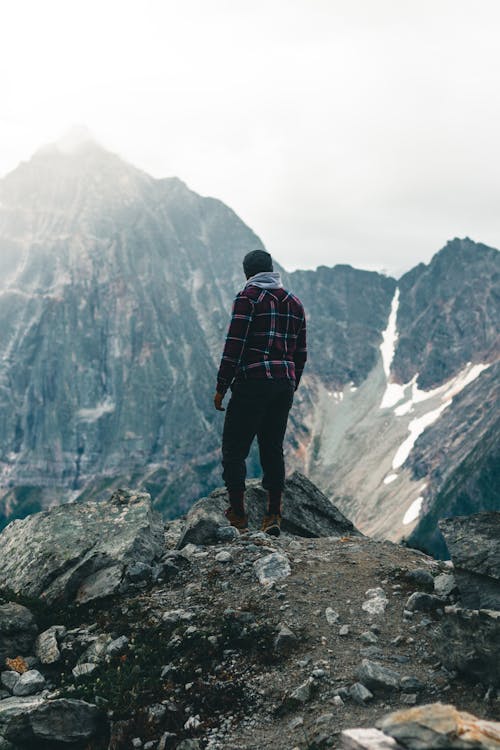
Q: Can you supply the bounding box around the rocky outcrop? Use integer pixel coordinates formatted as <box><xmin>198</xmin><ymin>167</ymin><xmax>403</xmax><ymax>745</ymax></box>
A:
<box><xmin>176</xmin><ymin>471</ymin><xmax>362</xmax><ymax>548</ymax></box>
<box><xmin>0</xmin><ymin>479</ymin><xmax>498</xmax><ymax>749</ymax></box>
<box><xmin>438</xmin><ymin>513</ymin><xmax>500</xmax><ymax>609</ymax></box>
<box><xmin>0</xmin><ymin>488</ymin><xmax>163</xmax><ymax>605</ymax></box>
<box><xmin>434</xmin><ymin>607</ymin><xmax>500</xmax><ymax>687</ymax></box>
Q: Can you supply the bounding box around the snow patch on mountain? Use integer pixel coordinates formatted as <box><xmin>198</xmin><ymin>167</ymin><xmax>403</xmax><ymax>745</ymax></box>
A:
<box><xmin>380</xmin><ymin>288</ymin><xmax>399</xmax><ymax>377</ymax></box>
<box><xmin>403</xmin><ymin>495</ymin><xmax>424</xmax><ymax>525</ymax></box>
<box><xmin>390</xmin><ymin>362</ymin><xmax>490</xmax><ymax>470</ymax></box>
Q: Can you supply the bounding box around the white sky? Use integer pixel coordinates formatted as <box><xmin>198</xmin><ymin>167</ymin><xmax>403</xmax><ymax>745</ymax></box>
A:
<box><xmin>1</xmin><ymin>0</ymin><xmax>500</xmax><ymax>275</ymax></box>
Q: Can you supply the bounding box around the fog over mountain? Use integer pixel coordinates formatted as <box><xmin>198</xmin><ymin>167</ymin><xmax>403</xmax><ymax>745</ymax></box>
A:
<box><xmin>0</xmin><ymin>136</ymin><xmax>498</xmax><ymax>556</ymax></box>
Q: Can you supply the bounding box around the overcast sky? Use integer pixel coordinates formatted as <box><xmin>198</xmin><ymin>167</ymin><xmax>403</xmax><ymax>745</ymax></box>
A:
<box><xmin>1</xmin><ymin>0</ymin><xmax>500</xmax><ymax>275</ymax></box>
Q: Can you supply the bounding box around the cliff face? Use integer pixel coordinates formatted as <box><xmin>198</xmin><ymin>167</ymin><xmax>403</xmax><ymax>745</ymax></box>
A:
<box><xmin>0</xmin><ymin>140</ymin><xmax>498</xmax><ymax>553</ymax></box>
<box><xmin>0</xmin><ymin>141</ymin><xmax>270</xmax><ymax>520</ymax></box>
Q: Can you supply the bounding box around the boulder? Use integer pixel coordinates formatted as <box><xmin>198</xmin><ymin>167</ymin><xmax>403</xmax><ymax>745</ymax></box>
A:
<box><xmin>0</xmin><ymin>488</ymin><xmax>164</xmax><ymax>605</ymax></box>
<box><xmin>356</xmin><ymin>660</ymin><xmax>400</xmax><ymax>691</ymax></box>
<box><xmin>375</xmin><ymin>702</ymin><xmax>500</xmax><ymax>750</ymax></box>
<box><xmin>0</xmin><ymin>604</ymin><xmax>38</xmax><ymax>667</ymax></box>
<box><xmin>439</xmin><ymin>513</ymin><xmax>500</xmax><ymax>609</ymax></box>
<box><xmin>433</xmin><ymin>606</ymin><xmax>500</xmax><ymax>686</ymax></box>
<box><xmin>12</xmin><ymin>670</ymin><xmax>45</xmax><ymax>696</ymax></box>
<box><xmin>35</xmin><ymin>625</ymin><xmax>66</xmax><ymax>665</ymax></box>
<box><xmin>0</xmin><ymin>696</ymin><xmax>104</xmax><ymax>744</ymax></box>
<box><xmin>177</xmin><ymin>472</ymin><xmax>361</xmax><ymax>548</ymax></box>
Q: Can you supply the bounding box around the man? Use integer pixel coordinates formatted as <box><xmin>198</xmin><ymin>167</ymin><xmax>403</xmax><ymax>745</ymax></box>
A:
<box><xmin>214</xmin><ymin>249</ymin><xmax>307</xmax><ymax>536</ymax></box>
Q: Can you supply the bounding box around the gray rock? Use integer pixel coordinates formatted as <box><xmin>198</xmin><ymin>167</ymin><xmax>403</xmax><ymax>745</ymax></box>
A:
<box><xmin>0</xmin><ymin>603</ymin><xmax>38</xmax><ymax>666</ymax></box>
<box><xmin>325</xmin><ymin>608</ymin><xmax>340</xmax><ymax>624</ymax></box>
<box><xmin>78</xmin><ymin>633</ymin><xmax>111</xmax><ymax>664</ymax></box>
<box><xmin>439</xmin><ymin>513</ymin><xmax>500</xmax><ymax>610</ymax></box>
<box><xmin>216</xmin><ymin>526</ymin><xmax>239</xmax><ymax>543</ymax></box>
<box><xmin>106</xmin><ymin>636</ymin><xmax>129</xmax><ymax>657</ymax></box>
<box><xmin>127</xmin><ymin>561</ymin><xmax>153</xmax><ymax>582</ymax></box>
<box><xmin>162</xmin><ymin>609</ymin><xmax>195</xmax><ymax>626</ymax></box>
<box><xmin>146</xmin><ymin>702</ymin><xmax>167</xmax><ymax>726</ymax></box>
<box><xmin>401</xmin><ymin>693</ymin><xmax>418</xmax><ymax>705</ymax></box>
<box><xmin>356</xmin><ymin>660</ymin><xmax>400</xmax><ymax>691</ymax></box>
<box><xmin>340</xmin><ymin>624</ymin><xmax>350</xmax><ymax>636</ymax></box>
<box><xmin>362</xmin><ymin>588</ymin><xmax>389</xmax><ymax>616</ymax></box>
<box><xmin>253</xmin><ymin>553</ymin><xmax>291</xmax><ymax>585</ymax></box>
<box><xmin>35</xmin><ymin>625</ymin><xmax>66</xmax><ymax>665</ymax></box>
<box><xmin>274</xmin><ymin>623</ymin><xmax>298</xmax><ymax>652</ymax></box>
<box><xmin>439</xmin><ymin>513</ymin><xmax>500</xmax><ymax>578</ymax></box>
<box><xmin>434</xmin><ymin>606</ymin><xmax>500</xmax><ymax>686</ymax></box>
<box><xmin>72</xmin><ymin>663</ymin><xmax>98</xmax><ymax>680</ymax></box>
<box><xmin>0</xmin><ymin>488</ymin><xmax>163</xmax><ymax>605</ymax></box>
<box><xmin>404</xmin><ymin>592</ymin><xmax>446</xmax><ymax>612</ymax></box>
<box><xmin>0</xmin><ymin>696</ymin><xmax>103</xmax><ymax>744</ymax></box>
<box><xmin>178</xmin><ymin>472</ymin><xmax>361</xmax><ymax>542</ymax></box>
<box><xmin>405</xmin><ymin>569</ymin><xmax>434</xmax><ymax>592</ymax></box>
<box><xmin>12</xmin><ymin>670</ymin><xmax>45</xmax><ymax>696</ymax></box>
<box><xmin>287</xmin><ymin>677</ymin><xmax>315</xmax><ymax>707</ymax></box>
<box><xmin>349</xmin><ymin>682</ymin><xmax>374</xmax><ymax>704</ymax></box>
<box><xmin>433</xmin><ymin>573</ymin><xmax>457</xmax><ymax>598</ymax></box>
<box><xmin>177</xmin><ymin>507</ymin><xmax>226</xmax><ymax>549</ymax></box>
<box><xmin>400</xmin><ymin>676</ymin><xmax>426</xmax><ymax>693</ymax></box>
<box><xmin>1</xmin><ymin>671</ymin><xmax>20</xmax><ymax>694</ymax></box>
<box><xmin>215</xmin><ymin>550</ymin><xmax>233</xmax><ymax>563</ymax></box>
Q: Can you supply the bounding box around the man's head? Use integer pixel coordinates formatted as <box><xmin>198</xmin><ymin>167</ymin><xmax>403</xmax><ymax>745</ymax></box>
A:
<box><xmin>243</xmin><ymin>249</ymin><xmax>273</xmax><ymax>279</ymax></box>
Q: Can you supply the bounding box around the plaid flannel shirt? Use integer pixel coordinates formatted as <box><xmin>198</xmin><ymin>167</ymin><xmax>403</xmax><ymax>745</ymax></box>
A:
<box><xmin>216</xmin><ymin>284</ymin><xmax>307</xmax><ymax>395</ymax></box>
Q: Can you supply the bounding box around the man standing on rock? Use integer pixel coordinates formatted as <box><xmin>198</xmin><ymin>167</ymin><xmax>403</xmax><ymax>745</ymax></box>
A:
<box><xmin>214</xmin><ymin>249</ymin><xmax>307</xmax><ymax>536</ymax></box>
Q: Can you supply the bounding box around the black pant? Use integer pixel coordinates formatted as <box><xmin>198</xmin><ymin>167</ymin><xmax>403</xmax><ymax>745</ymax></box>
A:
<box><xmin>222</xmin><ymin>378</ymin><xmax>295</xmax><ymax>493</ymax></box>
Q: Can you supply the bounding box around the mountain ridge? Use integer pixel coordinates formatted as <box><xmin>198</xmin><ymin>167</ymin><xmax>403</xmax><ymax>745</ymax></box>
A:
<box><xmin>0</xmin><ymin>141</ymin><xmax>498</xmax><ymax>556</ymax></box>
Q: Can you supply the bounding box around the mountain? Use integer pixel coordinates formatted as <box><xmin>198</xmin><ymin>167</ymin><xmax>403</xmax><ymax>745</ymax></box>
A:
<box><xmin>0</xmin><ymin>138</ymin><xmax>498</xmax><ymax>555</ymax></box>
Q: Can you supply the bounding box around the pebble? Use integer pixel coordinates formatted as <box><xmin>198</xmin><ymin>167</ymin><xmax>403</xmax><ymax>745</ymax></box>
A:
<box><xmin>274</xmin><ymin>623</ymin><xmax>298</xmax><ymax>652</ymax></box>
<box><xmin>401</xmin><ymin>693</ymin><xmax>418</xmax><ymax>705</ymax></box>
<box><xmin>339</xmin><ymin>624</ymin><xmax>349</xmax><ymax>636</ymax></box>
<box><xmin>361</xmin><ymin>631</ymin><xmax>378</xmax><ymax>644</ymax></box>
<box><xmin>215</xmin><ymin>551</ymin><xmax>232</xmax><ymax>563</ymax></box>
<box><xmin>349</xmin><ymin>682</ymin><xmax>374</xmax><ymax>704</ymax></box>
<box><xmin>325</xmin><ymin>607</ymin><xmax>340</xmax><ymax>624</ymax></box>
<box><xmin>253</xmin><ymin>553</ymin><xmax>291</xmax><ymax>585</ymax></box>
<box><xmin>362</xmin><ymin>587</ymin><xmax>388</xmax><ymax>616</ymax></box>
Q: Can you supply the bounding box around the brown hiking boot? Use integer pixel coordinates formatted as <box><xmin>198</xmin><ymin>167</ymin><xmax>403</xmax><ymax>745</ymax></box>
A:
<box><xmin>261</xmin><ymin>513</ymin><xmax>281</xmax><ymax>537</ymax></box>
<box><xmin>224</xmin><ymin>506</ymin><xmax>249</xmax><ymax>533</ymax></box>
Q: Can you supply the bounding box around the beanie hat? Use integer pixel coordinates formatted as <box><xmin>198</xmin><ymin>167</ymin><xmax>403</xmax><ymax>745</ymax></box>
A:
<box><xmin>243</xmin><ymin>249</ymin><xmax>273</xmax><ymax>277</ymax></box>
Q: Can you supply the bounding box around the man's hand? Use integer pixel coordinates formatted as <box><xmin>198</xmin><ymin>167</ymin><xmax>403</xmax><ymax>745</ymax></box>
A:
<box><xmin>214</xmin><ymin>391</ymin><xmax>225</xmax><ymax>411</ymax></box>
